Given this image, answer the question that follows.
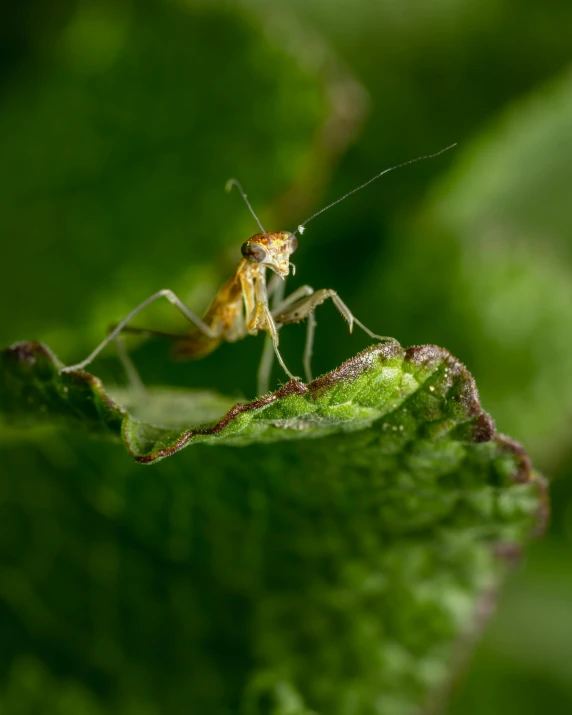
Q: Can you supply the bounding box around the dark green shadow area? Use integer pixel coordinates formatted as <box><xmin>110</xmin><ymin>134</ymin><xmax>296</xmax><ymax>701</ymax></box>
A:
<box><xmin>0</xmin><ymin>339</ymin><xmax>546</xmax><ymax>713</ymax></box>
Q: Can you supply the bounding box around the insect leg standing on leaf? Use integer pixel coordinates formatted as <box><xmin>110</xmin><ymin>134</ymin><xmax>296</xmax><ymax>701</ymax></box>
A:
<box><xmin>60</xmin><ymin>144</ymin><xmax>456</xmax><ymax>394</ymax></box>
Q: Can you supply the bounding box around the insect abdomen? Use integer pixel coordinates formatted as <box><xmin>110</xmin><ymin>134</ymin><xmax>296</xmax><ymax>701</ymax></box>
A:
<box><xmin>170</xmin><ymin>330</ymin><xmax>223</xmax><ymax>361</ymax></box>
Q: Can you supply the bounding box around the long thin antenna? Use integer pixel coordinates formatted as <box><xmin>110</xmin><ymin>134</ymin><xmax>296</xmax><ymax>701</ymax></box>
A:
<box><xmin>293</xmin><ymin>143</ymin><xmax>457</xmax><ymax>236</ymax></box>
<box><xmin>226</xmin><ymin>178</ymin><xmax>268</xmax><ymax>238</ymax></box>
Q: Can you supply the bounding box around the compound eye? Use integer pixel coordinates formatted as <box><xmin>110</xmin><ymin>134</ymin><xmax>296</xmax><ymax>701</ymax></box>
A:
<box><xmin>288</xmin><ymin>234</ymin><xmax>298</xmax><ymax>254</ymax></box>
<box><xmin>241</xmin><ymin>241</ymin><xmax>268</xmax><ymax>263</ymax></box>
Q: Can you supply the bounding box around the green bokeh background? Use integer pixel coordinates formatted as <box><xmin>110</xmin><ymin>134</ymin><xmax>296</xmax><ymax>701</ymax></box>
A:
<box><xmin>1</xmin><ymin>0</ymin><xmax>571</xmax><ymax>713</ymax></box>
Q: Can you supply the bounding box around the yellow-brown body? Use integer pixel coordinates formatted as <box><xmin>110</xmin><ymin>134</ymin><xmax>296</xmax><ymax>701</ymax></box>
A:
<box><xmin>171</xmin><ymin>231</ymin><xmax>295</xmax><ymax>360</ymax></box>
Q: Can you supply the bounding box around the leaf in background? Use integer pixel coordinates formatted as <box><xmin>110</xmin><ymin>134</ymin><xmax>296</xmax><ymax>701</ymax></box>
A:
<box><xmin>0</xmin><ymin>339</ymin><xmax>546</xmax><ymax>713</ymax></box>
<box><xmin>0</xmin><ymin>0</ymin><xmax>332</xmax><ymax>353</ymax></box>
<box><xmin>429</xmin><ymin>69</ymin><xmax>572</xmax><ymax>470</ymax></box>
<box><xmin>0</xmin><ymin>0</ymin><xmax>371</xmax><ymax>401</ymax></box>
<box><xmin>0</xmin><ymin>2</ymin><xmax>562</xmax><ymax>713</ymax></box>
<box><xmin>365</xmin><ymin>67</ymin><xmax>572</xmax><ymax>471</ymax></box>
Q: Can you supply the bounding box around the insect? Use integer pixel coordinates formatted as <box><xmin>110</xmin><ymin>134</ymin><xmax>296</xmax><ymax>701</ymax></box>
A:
<box><xmin>60</xmin><ymin>144</ymin><xmax>455</xmax><ymax>394</ymax></box>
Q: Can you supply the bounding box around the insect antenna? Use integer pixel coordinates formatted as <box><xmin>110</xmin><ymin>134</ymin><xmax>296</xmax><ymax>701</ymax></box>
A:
<box><xmin>226</xmin><ymin>178</ymin><xmax>269</xmax><ymax>238</ymax></box>
<box><xmin>293</xmin><ymin>143</ymin><xmax>457</xmax><ymax>236</ymax></box>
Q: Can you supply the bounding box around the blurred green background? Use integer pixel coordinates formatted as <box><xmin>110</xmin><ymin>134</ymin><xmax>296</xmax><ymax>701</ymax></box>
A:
<box><xmin>1</xmin><ymin>0</ymin><xmax>571</xmax><ymax>713</ymax></box>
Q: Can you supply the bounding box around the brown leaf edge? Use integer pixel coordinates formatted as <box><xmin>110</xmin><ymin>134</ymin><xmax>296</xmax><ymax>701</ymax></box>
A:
<box><xmin>2</xmin><ymin>339</ymin><xmax>550</xmax><ymax>714</ymax></box>
<box><xmin>2</xmin><ymin>340</ymin><xmax>548</xmax><ymax>528</ymax></box>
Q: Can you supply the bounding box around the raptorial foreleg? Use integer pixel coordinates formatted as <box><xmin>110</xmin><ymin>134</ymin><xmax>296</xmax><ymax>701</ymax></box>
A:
<box><xmin>256</xmin><ymin>284</ymin><xmax>313</xmax><ymax>393</ymax></box>
<box><xmin>259</xmin><ymin>303</ymin><xmax>298</xmax><ymax>382</ymax></box>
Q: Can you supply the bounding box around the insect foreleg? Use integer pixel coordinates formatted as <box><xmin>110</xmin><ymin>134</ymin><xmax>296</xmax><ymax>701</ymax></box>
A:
<box><xmin>271</xmin><ymin>285</ymin><xmax>317</xmax><ymax>383</ymax></box>
<box><xmin>256</xmin><ymin>286</ymin><xmax>314</xmax><ymax>392</ymax></box>
<box><xmin>113</xmin><ymin>334</ymin><xmax>146</xmax><ymax>393</ymax></box>
<box><xmin>255</xmin><ymin>275</ymin><xmax>282</xmax><ymax>394</ymax></box>
<box><xmin>261</xmin><ymin>303</ymin><xmax>298</xmax><ymax>382</ymax></box>
<box><xmin>255</xmin><ymin>273</ymin><xmax>297</xmax><ymax>394</ymax></box>
<box><xmin>266</xmin><ymin>273</ymin><xmax>286</xmax><ymax>305</ymax></box>
<box><xmin>60</xmin><ymin>289</ymin><xmax>218</xmax><ymax>373</ymax></box>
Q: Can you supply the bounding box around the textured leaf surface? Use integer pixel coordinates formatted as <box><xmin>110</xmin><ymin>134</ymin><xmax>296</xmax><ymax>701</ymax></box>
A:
<box><xmin>0</xmin><ymin>339</ymin><xmax>540</xmax><ymax>463</ymax></box>
<box><xmin>0</xmin><ymin>3</ymin><xmax>566</xmax><ymax>714</ymax></box>
<box><xmin>0</xmin><ymin>340</ymin><xmax>546</xmax><ymax>713</ymax></box>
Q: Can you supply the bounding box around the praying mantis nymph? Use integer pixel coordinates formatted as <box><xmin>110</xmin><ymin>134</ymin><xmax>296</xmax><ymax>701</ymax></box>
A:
<box><xmin>60</xmin><ymin>144</ymin><xmax>455</xmax><ymax>395</ymax></box>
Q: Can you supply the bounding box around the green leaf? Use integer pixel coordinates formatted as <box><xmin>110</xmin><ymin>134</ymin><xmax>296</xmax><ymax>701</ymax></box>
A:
<box><xmin>366</xmin><ymin>68</ymin><xmax>572</xmax><ymax>470</ymax></box>
<box><xmin>0</xmin><ymin>0</ymin><xmax>330</xmax><ymax>355</ymax></box>
<box><xmin>0</xmin><ymin>340</ymin><xmax>546</xmax><ymax>712</ymax></box>
<box><xmin>0</xmin><ymin>339</ymin><xmax>539</xmax><ymax>464</ymax></box>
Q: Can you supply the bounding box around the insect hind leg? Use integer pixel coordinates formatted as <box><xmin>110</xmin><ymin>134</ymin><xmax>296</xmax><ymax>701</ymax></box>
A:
<box><xmin>107</xmin><ymin>324</ymin><xmax>193</xmax><ymax>391</ymax></box>
<box><xmin>113</xmin><ymin>333</ymin><xmax>146</xmax><ymax>393</ymax></box>
<box><xmin>60</xmin><ymin>289</ymin><xmax>217</xmax><ymax>374</ymax></box>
